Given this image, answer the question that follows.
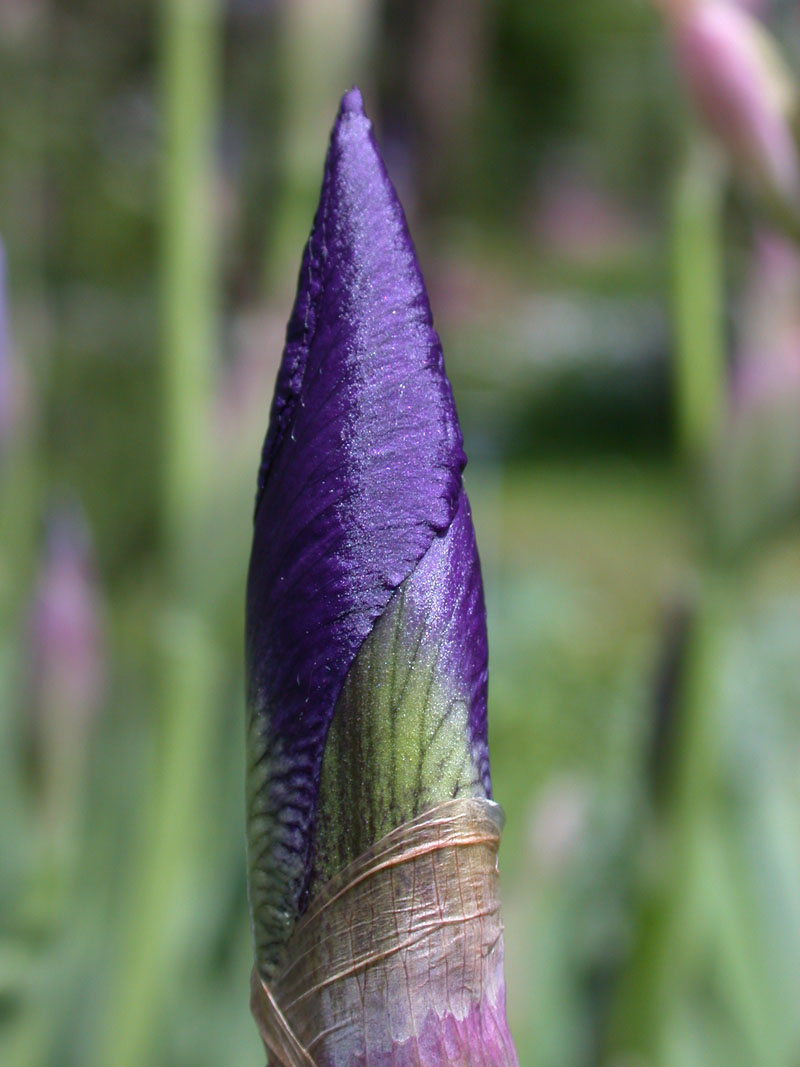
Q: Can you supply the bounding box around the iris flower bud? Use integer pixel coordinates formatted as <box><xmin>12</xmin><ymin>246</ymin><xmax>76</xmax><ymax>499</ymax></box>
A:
<box><xmin>245</xmin><ymin>88</ymin><xmax>517</xmax><ymax>1065</ymax></box>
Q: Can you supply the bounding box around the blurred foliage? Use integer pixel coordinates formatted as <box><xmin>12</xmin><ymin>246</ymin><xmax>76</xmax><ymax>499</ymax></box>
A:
<box><xmin>2</xmin><ymin>1</ymin><xmax>800</xmax><ymax>1066</ymax></box>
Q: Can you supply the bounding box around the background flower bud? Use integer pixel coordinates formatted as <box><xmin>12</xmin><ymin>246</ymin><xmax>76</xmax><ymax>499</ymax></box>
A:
<box><xmin>663</xmin><ymin>0</ymin><xmax>800</xmax><ymax>223</ymax></box>
<box><xmin>28</xmin><ymin>500</ymin><xmax>106</xmax><ymax>826</ymax></box>
<box><xmin>0</xmin><ymin>240</ymin><xmax>23</xmax><ymax>460</ymax></box>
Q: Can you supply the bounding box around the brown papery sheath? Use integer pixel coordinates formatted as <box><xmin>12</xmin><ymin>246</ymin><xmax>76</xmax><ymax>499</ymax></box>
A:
<box><xmin>250</xmin><ymin>797</ymin><xmax>514</xmax><ymax>1067</ymax></box>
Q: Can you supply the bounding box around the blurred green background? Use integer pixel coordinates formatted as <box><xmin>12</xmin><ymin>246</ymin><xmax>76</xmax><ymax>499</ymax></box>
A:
<box><xmin>2</xmin><ymin>1</ymin><xmax>800</xmax><ymax>1065</ymax></box>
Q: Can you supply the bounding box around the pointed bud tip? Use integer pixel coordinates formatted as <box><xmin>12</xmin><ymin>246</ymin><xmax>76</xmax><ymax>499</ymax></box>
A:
<box><xmin>339</xmin><ymin>85</ymin><xmax>365</xmax><ymax>118</ymax></box>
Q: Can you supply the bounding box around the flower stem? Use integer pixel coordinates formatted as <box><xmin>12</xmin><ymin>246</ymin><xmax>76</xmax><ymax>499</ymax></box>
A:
<box><xmin>98</xmin><ymin>3</ymin><xmax>221</xmax><ymax>1064</ymax></box>
<box><xmin>671</xmin><ymin>137</ymin><xmax>727</xmax><ymax>459</ymax></box>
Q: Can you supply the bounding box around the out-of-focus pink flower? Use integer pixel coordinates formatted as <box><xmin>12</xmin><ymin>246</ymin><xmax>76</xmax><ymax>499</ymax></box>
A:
<box><xmin>708</xmin><ymin>229</ymin><xmax>800</xmax><ymax>554</ymax></box>
<box><xmin>732</xmin><ymin>230</ymin><xmax>800</xmax><ymax>407</ymax></box>
<box><xmin>0</xmin><ymin>241</ymin><xmax>18</xmax><ymax>455</ymax></box>
<box><xmin>661</xmin><ymin>0</ymin><xmax>800</xmax><ymax>218</ymax></box>
<box><xmin>729</xmin><ymin>0</ymin><xmax>770</xmax><ymax>16</ymax></box>
<box><xmin>0</xmin><ymin>240</ymin><xmax>31</xmax><ymax>462</ymax></box>
<box><xmin>29</xmin><ymin>503</ymin><xmax>106</xmax><ymax>803</ymax></box>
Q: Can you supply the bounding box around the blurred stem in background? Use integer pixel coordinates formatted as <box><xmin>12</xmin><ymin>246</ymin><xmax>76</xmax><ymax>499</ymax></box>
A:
<box><xmin>99</xmin><ymin>2</ymin><xmax>221</xmax><ymax>1065</ymax></box>
<box><xmin>0</xmin><ymin>0</ymin><xmax>48</xmax><ymax>800</ymax></box>
<box><xmin>0</xmin><ymin>260</ymin><xmax>39</xmax><ymax>819</ymax></box>
<box><xmin>607</xmin><ymin>12</ymin><xmax>800</xmax><ymax>1045</ymax></box>
<box><xmin>608</xmin><ymin>580</ymin><xmax>716</xmax><ymax>1060</ymax></box>
<box><xmin>608</xmin><ymin>573</ymin><xmax>796</xmax><ymax>1066</ymax></box>
<box><xmin>671</xmin><ymin>137</ymin><xmax>726</xmax><ymax>459</ymax></box>
<box><xmin>162</xmin><ymin>0</ymin><xmax>219</xmax><ymax>566</ymax></box>
<box><xmin>265</xmin><ymin>0</ymin><xmax>376</xmax><ymax>295</ymax></box>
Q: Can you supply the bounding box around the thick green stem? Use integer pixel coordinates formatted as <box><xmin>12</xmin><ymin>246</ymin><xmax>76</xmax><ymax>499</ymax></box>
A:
<box><xmin>608</xmin><ymin>574</ymin><xmax>792</xmax><ymax>1064</ymax></box>
<box><xmin>606</xmin><ymin>577</ymin><xmax>722</xmax><ymax>1059</ymax></box>
<box><xmin>98</xmin><ymin>3</ymin><xmax>220</xmax><ymax>1064</ymax></box>
<box><xmin>671</xmin><ymin>138</ymin><xmax>727</xmax><ymax>459</ymax></box>
<box><xmin>162</xmin><ymin>0</ymin><xmax>219</xmax><ymax>567</ymax></box>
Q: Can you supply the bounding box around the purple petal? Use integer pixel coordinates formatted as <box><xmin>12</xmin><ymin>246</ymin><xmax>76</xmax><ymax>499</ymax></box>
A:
<box><xmin>246</xmin><ymin>88</ymin><xmax>469</xmax><ymax>973</ymax></box>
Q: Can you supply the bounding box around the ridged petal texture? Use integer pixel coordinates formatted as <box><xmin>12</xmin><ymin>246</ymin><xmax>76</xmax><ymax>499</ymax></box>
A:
<box><xmin>246</xmin><ymin>88</ymin><xmax>490</xmax><ymax>982</ymax></box>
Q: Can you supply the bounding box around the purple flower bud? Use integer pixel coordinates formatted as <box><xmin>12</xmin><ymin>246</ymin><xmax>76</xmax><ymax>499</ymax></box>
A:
<box><xmin>30</xmin><ymin>505</ymin><xmax>105</xmax><ymax>721</ymax></box>
<box><xmin>662</xmin><ymin>0</ymin><xmax>800</xmax><ymax>217</ymax></box>
<box><xmin>0</xmin><ymin>240</ymin><xmax>19</xmax><ymax>457</ymax></box>
<box><xmin>708</xmin><ymin>230</ymin><xmax>800</xmax><ymax>553</ymax></box>
<box><xmin>246</xmin><ymin>89</ymin><xmax>516</xmax><ymax>1064</ymax></box>
<box><xmin>28</xmin><ymin>501</ymin><xmax>105</xmax><ymax>821</ymax></box>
